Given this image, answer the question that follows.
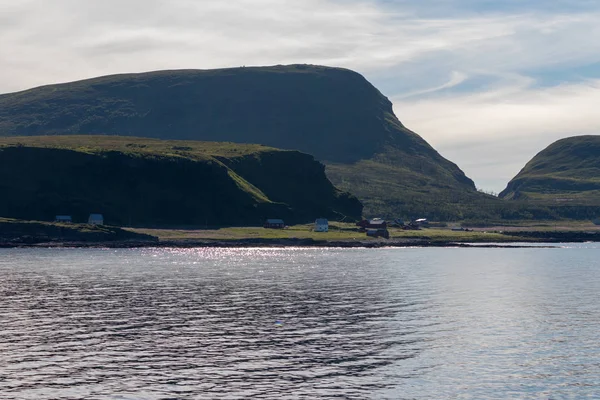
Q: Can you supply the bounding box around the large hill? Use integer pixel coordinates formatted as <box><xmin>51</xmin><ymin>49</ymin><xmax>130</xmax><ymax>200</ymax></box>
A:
<box><xmin>500</xmin><ymin>135</ymin><xmax>600</xmax><ymax>219</ymax></box>
<box><xmin>0</xmin><ymin>64</ymin><xmax>491</xmax><ymax>219</ymax></box>
<box><xmin>500</xmin><ymin>135</ymin><xmax>600</xmax><ymax>201</ymax></box>
<box><xmin>0</xmin><ymin>136</ymin><xmax>361</xmax><ymax>226</ymax></box>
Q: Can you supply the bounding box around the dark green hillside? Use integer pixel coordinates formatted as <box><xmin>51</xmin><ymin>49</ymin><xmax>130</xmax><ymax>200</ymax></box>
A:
<box><xmin>0</xmin><ymin>65</ymin><xmax>482</xmax><ymax>219</ymax></box>
<box><xmin>0</xmin><ymin>136</ymin><xmax>361</xmax><ymax>226</ymax></box>
<box><xmin>500</xmin><ymin>136</ymin><xmax>600</xmax><ymax>219</ymax></box>
<box><xmin>0</xmin><ymin>65</ymin><xmax>402</xmax><ymax>163</ymax></box>
<box><xmin>326</xmin><ymin>147</ymin><xmax>492</xmax><ymax>220</ymax></box>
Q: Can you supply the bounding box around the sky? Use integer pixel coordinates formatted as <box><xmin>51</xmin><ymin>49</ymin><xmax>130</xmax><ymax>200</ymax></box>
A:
<box><xmin>2</xmin><ymin>0</ymin><xmax>599</xmax><ymax>193</ymax></box>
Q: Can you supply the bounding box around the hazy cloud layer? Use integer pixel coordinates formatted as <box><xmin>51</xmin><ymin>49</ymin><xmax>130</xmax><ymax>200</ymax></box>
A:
<box><xmin>2</xmin><ymin>0</ymin><xmax>599</xmax><ymax>191</ymax></box>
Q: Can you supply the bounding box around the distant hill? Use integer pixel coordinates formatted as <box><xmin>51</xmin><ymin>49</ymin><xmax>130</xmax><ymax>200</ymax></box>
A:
<box><xmin>0</xmin><ymin>136</ymin><xmax>362</xmax><ymax>226</ymax></box>
<box><xmin>0</xmin><ymin>64</ymin><xmax>487</xmax><ymax>220</ymax></box>
<box><xmin>500</xmin><ymin>135</ymin><xmax>600</xmax><ymax>219</ymax></box>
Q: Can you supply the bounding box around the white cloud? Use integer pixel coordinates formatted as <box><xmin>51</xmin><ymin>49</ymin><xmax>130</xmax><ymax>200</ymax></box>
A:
<box><xmin>0</xmin><ymin>0</ymin><xmax>390</xmax><ymax>91</ymax></box>
<box><xmin>395</xmin><ymin>71</ymin><xmax>468</xmax><ymax>99</ymax></box>
<box><xmin>4</xmin><ymin>0</ymin><xmax>598</xmax><ymax>91</ymax></box>
<box><xmin>395</xmin><ymin>79</ymin><xmax>600</xmax><ymax>192</ymax></box>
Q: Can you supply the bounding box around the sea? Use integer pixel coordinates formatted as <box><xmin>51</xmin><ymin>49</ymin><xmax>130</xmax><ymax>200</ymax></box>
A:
<box><xmin>1</xmin><ymin>244</ymin><xmax>599</xmax><ymax>399</ymax></box>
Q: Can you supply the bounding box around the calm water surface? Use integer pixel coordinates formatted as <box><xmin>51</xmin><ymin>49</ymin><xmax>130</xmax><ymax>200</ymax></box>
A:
<box><xmin>1</xmin><ymin>245</ymin><xmax>599</xmax><ymax>399</ymax></box>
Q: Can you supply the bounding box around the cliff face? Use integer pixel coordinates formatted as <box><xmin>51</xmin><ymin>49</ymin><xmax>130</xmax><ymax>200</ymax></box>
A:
<box><xmin>0</xmin><ymin>136</ymin><xmax>362</xmax><ymax>226</ymax></box>
<box><xmin>218</xmin><ymin>151</ymin><xmax>360</xmax><ymax>222</ymax></box>
<box><xmin>0</xmin><ymin>64</ymin><xmax>480</xmax><ymax>219</ymax></box>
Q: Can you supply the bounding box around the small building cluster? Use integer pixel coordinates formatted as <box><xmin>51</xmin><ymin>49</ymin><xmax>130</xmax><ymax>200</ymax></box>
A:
<box><xmin>260</xmin><ymin>216</ymin><xmax>433</xmax><ymax>240</ymax></box>
<box><xmin>366</xmin><ymin>228</ymin><xmax>390</xmax><ymax>239</ymax></box>
<box><xmin>356</xmin><ymin>218</ymin><xmax>389</xmax><ymax>239</ymax></box>
<box><xmin>54</xmin><ymin>214</ymin><xmax>104</xmax><ymax>225</ymax></box>
<box><xmin>263</xmin><ymin>218</ymin><xmax>330</xmax><ymax>232</ymax></box>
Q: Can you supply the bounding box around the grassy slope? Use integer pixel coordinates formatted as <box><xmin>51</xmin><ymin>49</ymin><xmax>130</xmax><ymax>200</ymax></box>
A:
<box><xmin>129</xmin><ymin>223</ymin><xmax>517</xmax><ymax>243</ymax></box>
<box><xmin>0</xmin><ymin>134</ymin><xmax>275</xmax><ymax>158</ymax></box>
<box><xmin>327</xmin><ymin>156</ymin><xmax>501</xmax><ymax>220</ymax></box>
<box><xmin>500</xmin><ymin>136</ymin><xmax>600</xmax><ymax>218</ymax></box>
<box><xmin>0</xmin><ymin>136</ymin><xmax>362</xmax><ymax>225</ymax></box>
<box><xmin>0</xmin><ymin>65</ymin><xmax>485</xmax><ymax>220</ymax></box>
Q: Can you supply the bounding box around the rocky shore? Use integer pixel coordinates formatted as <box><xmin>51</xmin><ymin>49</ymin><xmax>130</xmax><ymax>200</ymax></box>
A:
<box><xmin>0</xmin><ymin>218</ymin><xmax>158</xmax><ymax>248</ymax></box>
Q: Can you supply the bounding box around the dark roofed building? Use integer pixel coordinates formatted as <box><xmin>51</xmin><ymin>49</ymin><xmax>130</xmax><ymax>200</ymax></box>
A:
<box><xmin>357</xmin><ymin>218</ymin><xmax>387</xmax><ymax>229</ymax></box>
<box><xmin>264</xmin><ymin>219</ymin><xmax>285</xmax><ymax>229</ymax></box>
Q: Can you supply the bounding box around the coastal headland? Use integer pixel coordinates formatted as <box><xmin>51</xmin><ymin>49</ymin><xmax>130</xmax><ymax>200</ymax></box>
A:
<box><xmin>1</xmin><ymin>66</ymin><xmax>599</xmax><ymax>230</ymax></box>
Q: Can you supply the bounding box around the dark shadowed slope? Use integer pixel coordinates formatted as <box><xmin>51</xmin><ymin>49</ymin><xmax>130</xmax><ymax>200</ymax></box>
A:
<box><xmin>0</xmin><ymin>65</ymin><xmax>484</xmax><ymax>219</ymax></box>
<box><xmin>0</xmin><ymin>136</ymin><xmax>362</xmax><ymax>226</ymax></box>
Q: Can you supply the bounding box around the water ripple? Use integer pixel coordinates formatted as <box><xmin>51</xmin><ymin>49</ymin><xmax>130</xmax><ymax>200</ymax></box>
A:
<box><xmin>1</xmin><ymin>247</ymin><xmax>599</xmax><ymax>399</ymax></box>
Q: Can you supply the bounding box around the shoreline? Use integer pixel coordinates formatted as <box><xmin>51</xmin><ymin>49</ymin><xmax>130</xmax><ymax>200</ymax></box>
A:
<box><xmin>2</xmin><ymin>219</ymin><xmax>600</xmax><ymax>249</ymax></box>
<box><xmin>0</xmin><ymin>237</ymin><xmax>581</xmax><ymax>249</ymax></box>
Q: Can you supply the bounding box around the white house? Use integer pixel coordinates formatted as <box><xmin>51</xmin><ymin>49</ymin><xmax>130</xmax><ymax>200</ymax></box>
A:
<box><xmin>55</xmin><ymin>215</ymin><xmax>72</xmax><ymax>223</ymax></box>
<box><xmin>88</xmin><ymin>214</ymin><xmax>104</xmax><ymax>225</ymax></box>
<box><xmin>315</xmin><ymin>218</ymin><xmax>328</xmax><ymax>232</ymax></box>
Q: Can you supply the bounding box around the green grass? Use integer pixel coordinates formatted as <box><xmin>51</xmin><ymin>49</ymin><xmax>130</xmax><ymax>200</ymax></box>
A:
<box><xmin>227</xmin><ymin>170</ymin><xmax>272</xmax><ymax>203</ymax></box>
<box><xmin>326</xmin><ymin>157</ymin><xmax>506</xmax><ymax>221</ymax></box>
<box><xmin>6</xmin><ymin>217</ymin><xmax>598</xmax><ymax>244</ymax></box>
<box><xmin>497</xmin><ymin>136</ymin><xmax>600</xmax><ymax>220</ymax></box>
<box><xmin>0</xmin><ymin>135</ymin><xmax>278</xmax><ymax>159</ymax></box>
<box><xmin>127</xmin><ymin>224</ymin><xmax>522</xmax><ymax>243</ymax></box>
<box><xmin>501</xmin><ymin>135</ymin><xmax>600</xmax><ymax>203</ymax></box>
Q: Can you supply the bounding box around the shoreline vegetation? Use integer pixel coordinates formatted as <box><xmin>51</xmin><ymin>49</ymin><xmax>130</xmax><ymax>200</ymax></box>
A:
<box><xmin>2</xmin><ymin>218</ymin><xmax>599</xmax><ymax>249</ymax></box>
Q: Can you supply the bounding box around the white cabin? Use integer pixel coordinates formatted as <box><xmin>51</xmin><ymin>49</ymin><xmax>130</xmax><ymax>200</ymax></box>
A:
<box><xmin>88</xmin><ymin>214</ymin><xmax>104</xmax><ymax>225</ymax></box>
<box><xmin>315</xmin><ymin>218</ymin><xmax>328</xmax><ymax>232</ymax></box>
